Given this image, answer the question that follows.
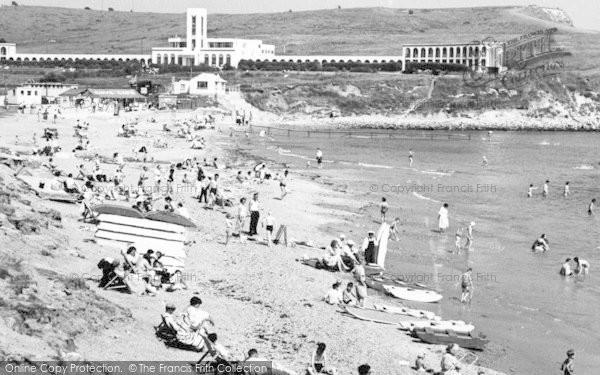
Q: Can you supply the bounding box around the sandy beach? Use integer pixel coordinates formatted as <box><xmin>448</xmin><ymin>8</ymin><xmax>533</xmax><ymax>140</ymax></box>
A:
<box><xmin>0</xmin><ymin>106</ymin><xmax>506</xmax><ymax>375</ymax></box>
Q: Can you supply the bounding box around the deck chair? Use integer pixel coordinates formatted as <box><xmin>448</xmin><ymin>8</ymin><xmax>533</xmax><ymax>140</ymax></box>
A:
<box><xmin>196</xmin><ymin>333</ymin><xmax>246</xmax><ymax>375</ymax></box>
<box><xmin>81</xmin><ymin>201</ymin><xmax>99</xmax><ymax>223</ymax></box>
<box><xmin>154</xmin><ymin>316</ymin><xmax>204</xmax><ymax>352</ymax></box>
<box><xmin>97</xmin><ymin>259</ymin><xmax>129</xmax><ymax>292</ymax></box>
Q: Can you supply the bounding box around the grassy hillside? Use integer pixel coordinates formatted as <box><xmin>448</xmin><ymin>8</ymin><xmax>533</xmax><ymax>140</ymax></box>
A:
<box><xmin>0</xmin><ymin>5</ymin><xmax>598</xmax><ymax>73</ymax></box>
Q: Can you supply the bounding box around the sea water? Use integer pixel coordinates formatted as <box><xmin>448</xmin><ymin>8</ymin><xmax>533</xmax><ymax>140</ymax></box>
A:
<box><xmin>232</xmin><ymin>129</ymin><xmax>600</xmax><ymax>375</ymax></box>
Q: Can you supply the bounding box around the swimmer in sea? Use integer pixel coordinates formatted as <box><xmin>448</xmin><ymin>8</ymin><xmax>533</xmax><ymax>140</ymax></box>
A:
<box><xmin>542</xmin><ymin>180</ymin><xmax>549</xmax><ymax>197</ymax></box>
<box><xmin>527</xmin><ymin>184</ymin><xmax>537</xmax><ymax>198</ymax></box>
<box><xmin>559</xmin><ymin>258</ymin><xmax>573</xmax><ymax>277</ymax></box>
<box><xmin>563</xmin><ymin>182</ymin><xmax>570</xmax><ymax>197</ymax></box>
<box><xmin>316</xmin><ymin>148</ymin><xmax>323</xmax><ymax>169</ymax></box>
<box><xmin>573</xmin><ymin>257</ymin><xmax>590</xmax><ymax>276</ymax></box>
<box><xmin>459</xmin><ymin>268</ymin><xmax>473</xmax><ymax>304</ymax></box>
<box><xmin>531</xmin><ymin>234</ymin><xmax>550</xmax><ymax>252</ymax></box>
<box><xmin>588</xmin><ymin>198</ymin><xmax>596</xmax><ymax>215</ymax></box>
<box><xmin>408</xmin><ymin>148</ymin><xmax>414</xmax><ymax>167</ymax></box>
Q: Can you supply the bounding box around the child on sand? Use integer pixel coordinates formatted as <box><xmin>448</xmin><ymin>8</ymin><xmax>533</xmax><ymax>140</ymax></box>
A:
<box><xmin>342</xmin><ymin>282</ymin><xmax>357</xmax><ymax>306</ymax></box>
<box><xmin>308</xmin><ymin>343</ymin><xmax>337</xmax><ymax>375</ymax></box>
<box><xmin>323</xmin><ymin>282</ymin><xmax>342</xmax><ymax>305</ymax></box>
<box><xmin>225</xmin><ymin>213</ymin><xmax>234</xmax><ymax>245</ymax></box>
<box><xmin>380</xmin><ymin>197</ymin><xmax>389</xmax><ymax>223</ymax></box>
<box><xmin>454</xmin><ymin>228</ymin><xmax>463</xmax><ymax>254</ymax></box>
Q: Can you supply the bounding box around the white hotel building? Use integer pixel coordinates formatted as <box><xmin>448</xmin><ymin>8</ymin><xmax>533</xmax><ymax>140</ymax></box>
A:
<box><xmin>0</xmin><ymin>8</ymin><xmax>503</xmax><ymax>72</ymax></box>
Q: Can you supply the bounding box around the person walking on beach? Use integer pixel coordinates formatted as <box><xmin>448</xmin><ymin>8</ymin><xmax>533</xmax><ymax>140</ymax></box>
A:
<box><xmin>263</xmin><ymin>212</ymin><xmax>276</xmax><ymax>247</ymax></box>
<box><xmin>588</xmin><ymin>199</ymin><xmax>596</xmax><ymax>215</ymax></box>
<box><xmin>460</xmin><ymin>268</ymin><xmax>473</xmax><ymax>304</ymax></box>
<box><xmin>408</xmin><ymin>148</ymin><xmax>414</xmax><ymax>167</ymax></box>
<box><xmin>438</xmin><ymin>203</ymin><xmax>449</xmax><ymax>233</ymax></box>
<box><xmin>527</xmin><ymin>184</ymin><xmax>537</xmax><ymax>198</ymax></box>
<box><xmin>561</xmin><ymin>349</ymin><xmax>575</xmax><ymax>375</ymax></box>
<box><xmin>248</xmin><ymin>193</ymin><xmax>260</xmax><ymax>236</ymax></box>
<box><xmin>316</xmin><ymin>148</ymin><xmax>323</xmax><ymax>169</ymax></box>
<box><xmin>542</xmin><ymin>180</ymin><xmax>549</xmax><ymax>197</ymax></box>
<box><xmin>279</xmin><ymin>170</ymin><xmax>289</xmax><ymax>200</ymax></box>
<box><xmin>564</xmin><ymin>182</ymin><xmax>570</xmax><ymax>197</ymax></box>
<box><xmin>380</xmin><ymin>197</ymin><xmax>389</xmax><ymax>223</ymax></box>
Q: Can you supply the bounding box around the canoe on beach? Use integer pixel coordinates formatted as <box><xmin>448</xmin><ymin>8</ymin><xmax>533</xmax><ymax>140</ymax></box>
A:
<box><xmin>399</xmin><ymin>320</ymin><xmax>475</xmax><ymax>333</ymax></box>
<box><xmin>370</xmin><ymin>274</ymin><xmax>439</xmax><ymax>292</ymax></box>
<box><xmin>367</xmin><ymin>302</ymin><xmax>438</xmax><ymax>320</ymax></box>
<box><xmin>412</xmin><ymin>327</ymin><xmax>489</xmax><ymax>350</ymax></box>
<box><xmin>342</xmin><ymin>305</ymin><xmax>429</xmax><ymax>325</ymax></box>
<box><xmin>383</xmin><ymin>284</ymin><xmax>443</xmax><ymax>303</ymax></box>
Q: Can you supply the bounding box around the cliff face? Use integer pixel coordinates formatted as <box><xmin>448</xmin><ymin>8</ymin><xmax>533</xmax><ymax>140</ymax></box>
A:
<box><xmin>521</xmin><ymin>5</ymin><xmax>574</xmax><ymax>27</ymax></box>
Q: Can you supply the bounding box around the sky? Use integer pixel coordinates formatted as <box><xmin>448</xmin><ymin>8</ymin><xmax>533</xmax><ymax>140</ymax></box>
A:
<box><xmin>5</xmin><ymin>0</ymin><xmax>600</xmax><ymax>30</ymax></box>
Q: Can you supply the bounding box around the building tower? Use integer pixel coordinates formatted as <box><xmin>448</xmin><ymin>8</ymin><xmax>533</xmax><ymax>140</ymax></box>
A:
<box><xmin>187</xmin><ymin>8</ymin><xmax>207</xmax><ymax>51</ymax></box>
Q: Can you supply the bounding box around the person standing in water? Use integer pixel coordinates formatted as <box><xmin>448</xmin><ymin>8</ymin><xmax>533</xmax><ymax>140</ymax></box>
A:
<box><xmin>454</xmin><ymin>227</ymin><xmax>463</xmax><ymax>254</ymax></box>
<box><xmin>588</xmin><ymin>198</ymin><xmax>596</xmax><ymax>215</ymax></box>
<box><xmin>316</xmin><ymin>148</ymin><xmax>323</xmax><ymax>169</ymax></box>
<box><xmin>460</xmin><ymin>268</ymin><xmax>473</xmax><ymax>304</ymax></box>
<box><xmin>527</xmin><ymin>184</ymin><xmax>538</xmax><ymax>198</ymax></box>
<box><xmin>408</xmin><ymin>148</ymin><xmax>414</xmax><ymax>167</ymax></box>
<box><xmin>560</xmin><ymin>258</ymin><xmax>573</xmax><ymax>277</ymax></box>
<box><xmin>465</xmin><ymin>222</ymin><xmax>475</xmax><ymax>251</ymax></box>
<box><xmin>561</xmin><ymin>349</ymin><xmax>575</xmax><ymax>375</ymax></box>
<box><xmin>531</xmin><ymin>234</ymin><xmax>550</xmax><ymax>252</ymax></box>
<box><xmin>482</xmin><ymin>156</ymin><xmax>488</xmax><ymax>168</ymax></box>
<box><xmin>380</xmin><ymin>197</ymin><xmax>389</xmax><ymax>223</ymax></box>
<box><xmin>563</xmin><ymin>182</ymin><xmax>570</xmax><ymax>197</ymax></box>
<box><xmin>438</xmin><ymin>203</ymin><xmax>449</xmax><ymax>233</ymax></box>
<box><xmin>573</xmin><ymin>257</ymin><xmax>590</xmax><ymax>275</ymax></box>
<box><xmin>543</xmin><ymin>180</ymin><xmax>549</xmax><ymax>197</ymax></box>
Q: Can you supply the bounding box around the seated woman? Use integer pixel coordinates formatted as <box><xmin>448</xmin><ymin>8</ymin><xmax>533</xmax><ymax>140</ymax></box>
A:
<box><xmin>160</xmin><ymin>304</ymin><xmax>205</xmax><ymax>351</ymax></box>
<box><xmin>321</xmin><ymin>239</ymin><xmax>351</xmax><ymax>272</ymax></box>
<box><xmin>307</xmin><ymin>343</ymin><xmax>337</xmax><ymax>375</ymax></box>
<box><xmin>121</xmin><ymin>246</ymin><xmax>141</xmax><ymax>273</ymax></box>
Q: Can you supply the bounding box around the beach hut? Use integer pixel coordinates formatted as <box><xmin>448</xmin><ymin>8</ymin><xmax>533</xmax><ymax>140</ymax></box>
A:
<box><xmin>81</xmin><ymin>88</ymin><xmax>147</xmax><ymax>109</ymax></box>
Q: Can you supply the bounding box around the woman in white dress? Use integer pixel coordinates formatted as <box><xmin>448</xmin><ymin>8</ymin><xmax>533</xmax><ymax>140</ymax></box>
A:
<box><xmin>438</xmin><ymin>203</ymin><xmax>449</xmax><ymax>233</ymax></box>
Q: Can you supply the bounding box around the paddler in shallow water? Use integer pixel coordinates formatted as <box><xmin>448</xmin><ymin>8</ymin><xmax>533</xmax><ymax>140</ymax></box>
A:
<box><xmin>531</xmin><ymin>234</ymin><xmax>549</xmax><ymax>252</ymax></box>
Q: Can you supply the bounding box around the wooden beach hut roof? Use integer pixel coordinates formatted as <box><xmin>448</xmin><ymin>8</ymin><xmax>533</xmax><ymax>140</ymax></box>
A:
<box><xmin>83</xmin><ymin>88</ymin><xmax>146</xmax><ymax>100</ymax></box>
<box><xmin>59</xmin><ymin>87</ymin><xmax>87</xmax><ymax>97</ymax></box>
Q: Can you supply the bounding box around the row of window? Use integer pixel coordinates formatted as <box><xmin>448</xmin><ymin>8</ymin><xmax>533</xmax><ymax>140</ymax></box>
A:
<box><xmin>405</xmin><ymin>46</ymin><xmax>487</xmax><ymax>58</ymax></box>
<box><xmin>156</xmin><ymin>53</ymin><xmax>231</xmax><ymax>66</ymax></box>
<box><xmin>14</xmin><ymin>90</ymin><xmax>38</xmax><ymax>96</ymax></box>
<box><xmin>208</xmin><ymin>42</ymin><xmax>234</xmax><ymax>49</ymax></box>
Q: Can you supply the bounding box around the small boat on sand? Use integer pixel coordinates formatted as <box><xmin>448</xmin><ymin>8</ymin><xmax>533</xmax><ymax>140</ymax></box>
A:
<box><xmin>383</xmin><ymin>284</ymin><xmax>443</xmax><ymax>303</ymax></box>
<box><xmin>412</xmin><ymin>327</ymin><xmax>489</xmax><ymax>350</ymax></box>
